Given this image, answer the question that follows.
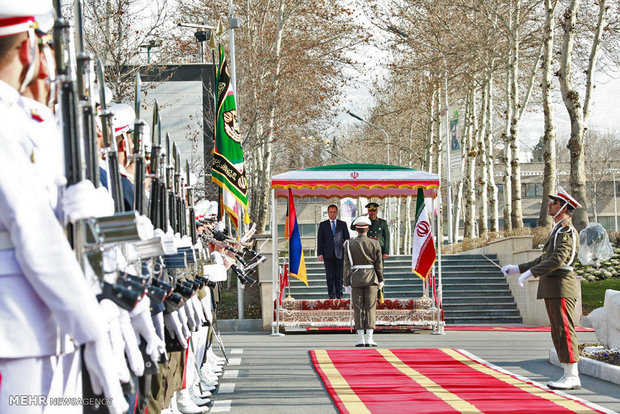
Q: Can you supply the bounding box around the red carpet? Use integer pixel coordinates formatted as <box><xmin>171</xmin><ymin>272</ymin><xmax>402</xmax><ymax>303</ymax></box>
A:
<box><xmin>307</xmin><ymin>326</ymin><xmax>594</xmax><ymax>332</ymax></box>
<box><xmin>310</xmin><ymin>348</ymin><xmax>610</xmax><ymax>413</ymax></box>
<box><xmin>444</xmin><ymin>326</ymin><xmax>595</xmax><ymax>332</ymax></box>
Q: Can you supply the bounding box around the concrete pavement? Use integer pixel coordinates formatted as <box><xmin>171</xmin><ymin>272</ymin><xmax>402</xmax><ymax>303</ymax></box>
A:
<box><xmin>207</xmin><ymin>328</ymin><xmax>620</xmax><ymax>413</ymax></box>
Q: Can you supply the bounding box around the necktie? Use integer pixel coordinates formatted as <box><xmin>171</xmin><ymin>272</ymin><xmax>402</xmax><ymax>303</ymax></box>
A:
<box><xmin>331</xmin><ymin>220</ymin><xmax>336</xmax><ymax>235</ymax></box>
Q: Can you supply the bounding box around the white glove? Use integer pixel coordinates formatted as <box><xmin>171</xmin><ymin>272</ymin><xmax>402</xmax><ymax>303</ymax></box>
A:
<box><xmin>61</xmin><ymin>180</ymin><xmax>114</xmax><ymax>223</ymax></box>
<box><xmin>98</xmin><ymin>300</ymin><xmax>131</xmax><ymax>384</ymax></box>
<box><xmin>183</xmin><ymin>298</ymin><xmax>197</xmax><ymax>332</ymax></box>
<box><xmin>378</xmin><ymin>281</ymin><xmax>385</xmax><ymax>290</ymax></box>
<box><xmin>344</xmin><ymin>286</ymin><xmax>351</xmax><ymax>295</ymax></box>
<box><xmin>240</xmin><ymin>223</ymin><xmax>256</xmax><ymax>243</ymax></box>
<box><xmin>176</xmin><ymin>304</ymin><xmax>191</xmax><ymax>338</ymax></box>
<box><xmin>501</xmin><ymin>265</ymin><xmax>520</xmax><ymax>276</ymax></box>
<box><xmin>201</xmin><ymin>295</ymin><xmax>213</xmax><ymax>323</ymax></box>
<box><xmin>152</xmin><ymin>311</ymin><xmax>165</xmax><ymax>341</ymax></box>
<box><xmin>164</xmin><ymin>311</ymin><xmax>188</xmax><ymax>348</ymax></box>
<box><xmin>136</xmin><ymin>215</ymin><xmax>154</xmax><ymax>240</ymax></box>
<box><xmin>191</xmin><ymin>295</ymin><xmax>206</xmax><ymax>325</ymax></box>
<box><xmin>83</xmin><ymin>336</ymin><xmax>130</xmax><ymax>414</ymax></box>
<box><xmin>118</xmin><ymin>308</ymin><xmax>144</xmax><ymax>377</ymax></box>
<box><xmin>130</xmin><ymin>297</ymin><xmax>166</xmax><ymax>363</ymax></box>
<box><xmin>518</xmin><ymin>270</ymin><xmax>533</xmax><ymax>287</ymax></box>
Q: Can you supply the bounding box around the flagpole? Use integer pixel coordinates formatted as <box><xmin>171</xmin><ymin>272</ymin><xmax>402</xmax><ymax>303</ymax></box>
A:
<box><xmin>432</xmin><ymin>193</ymin><xmax>445</xmax><ymax>335</ymax></box>
<box><xmin>271</xmin><ymin>188</ymin><xmax>284</xmax><ymax>336</ymax></box>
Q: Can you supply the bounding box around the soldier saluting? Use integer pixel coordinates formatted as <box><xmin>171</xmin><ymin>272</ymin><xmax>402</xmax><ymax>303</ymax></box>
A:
<box><xmin>351</xmin><ymin>202</ymin><xmax>390</xmax><ymax>259</ymax></box>
<box><xmin>502</xmin><ymin>187</ymin><xmax>582</xmax><ymax>391</ymax></box>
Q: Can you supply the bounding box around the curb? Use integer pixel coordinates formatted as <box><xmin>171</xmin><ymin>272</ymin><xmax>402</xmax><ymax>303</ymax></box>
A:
<box><xmin>549</xmin><ymin>348</ymin><xmax>620</xmax><ymax>386</ymax></box>
<box><xmin>218</xmin><ymin>319</ymin><xmax>263</xmax><ymax>332</ymax></box>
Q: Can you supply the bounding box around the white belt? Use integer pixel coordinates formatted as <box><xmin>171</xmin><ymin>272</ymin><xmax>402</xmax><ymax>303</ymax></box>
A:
<box><xmin>0</xmin><ymin>231</ymin><xmax>13</xmax><ymax>250</ymax></box>
<box><xmin>351</xmin><ymin>265</ymin><xmax>374</xmax><ymax>270</ymax></box>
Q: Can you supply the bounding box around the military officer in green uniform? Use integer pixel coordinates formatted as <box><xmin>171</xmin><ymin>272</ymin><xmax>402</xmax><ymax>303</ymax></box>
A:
<box><xmin>502</xmin><ymin>187</ymin><xmax>581</xmax><ymax>391</ymax></box>
<box><xmin>351</xmin><ymin>202</ymin><xmax>390</xmax><ymax>259</ymax></box>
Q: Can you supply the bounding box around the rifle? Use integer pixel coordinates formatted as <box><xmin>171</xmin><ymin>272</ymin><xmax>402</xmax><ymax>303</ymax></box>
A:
<box><xmin>133</xmin><ymin>73</ymin><xmax>147</xmax><ymax>215</ymax></box>
<box><xmin>173</xmin><ymin>143</ymin><xmax>186</xmax><ymax>236</ymax></box>
<box><xmin>96</xmin><ymin>58</ymin><xmax>124</xmax><ymax>213</ymax></box>
<box><xmin>54</xmin><ymin>0</ymin><xmax>82</xmax><ymax>187</ymax></box>
<box><xmin>165</xmin><ymin>134</ymin><xmax>176</xmax><ymax>232</ymax></box>
<box><xmin>148</xmin><ymin>102</ymin><xmax>163</xmax><ymax>229</ymax></box>
<box><xmin>186</xmin><ymin>160</ymin><xmax>197</xmax><ymax>244</ymax></box>
<box><xmin>74</xmin><ymin>0</ymin><xmax>99</xmax><ymax>187</ymax></box>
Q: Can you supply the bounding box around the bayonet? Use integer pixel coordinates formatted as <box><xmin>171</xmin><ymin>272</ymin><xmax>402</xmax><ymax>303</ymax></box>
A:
<box><xmin>97</xmin><ymin>58</ymin><xmax>124</xmax><ymax>213</ymax></box>
<box><xmin>133</xmin><ymin>73</ymin><xmax>147</xmax><ymax>215</ymax></box>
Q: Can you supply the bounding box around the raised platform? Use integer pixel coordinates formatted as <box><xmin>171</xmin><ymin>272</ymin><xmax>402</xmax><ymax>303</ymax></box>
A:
<box><xmin>275</xmin><ymin>297</ymin><xmax>438</xmax><ymax>329</ymax></box>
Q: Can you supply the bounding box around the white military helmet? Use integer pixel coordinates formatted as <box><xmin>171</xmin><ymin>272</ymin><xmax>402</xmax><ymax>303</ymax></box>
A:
<box><xmin>109</xmin><ymin>103</ymin><xmax>136</xmax><ymax>136</ymax></box>
<box><xmin>0</xmin><ymin>0</ymin><xmax>53</xmax><ymax>37</ymax></box>
<box><xmin>353</xmin><ymin>215</ymin><xmax>371</xmax><ymax>228</ymax></box>
<box><xmin>91</xmin><ymin>84</ymin><xmax>113</xmax><ymax>108</ymax></box>
<box><xmin>0</xmin><ymin>0</ymin><xmax>55</xmax><ymax>92</ymax></box>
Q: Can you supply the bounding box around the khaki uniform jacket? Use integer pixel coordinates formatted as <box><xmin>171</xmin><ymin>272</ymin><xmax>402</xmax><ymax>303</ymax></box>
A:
<box><xmin>518</xmin><ymin>218</ymin><xmax>579</xmax><ymax>299</ymax></box>
<box><xmin>343</xmin><ymin>234</ymin><xmax>383</xmax><ymax>288</ymax></box>
<box><xmin>351</xmin><ymin>218</ymin><xmax>390</xmax><ymax>254</ymax></box>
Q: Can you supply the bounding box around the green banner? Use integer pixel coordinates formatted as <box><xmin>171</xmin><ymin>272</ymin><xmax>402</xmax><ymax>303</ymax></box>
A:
<box><xmin>212</xmin><ymin>44</ymin><xmax>248</xmax><ymax>206</ymax></box>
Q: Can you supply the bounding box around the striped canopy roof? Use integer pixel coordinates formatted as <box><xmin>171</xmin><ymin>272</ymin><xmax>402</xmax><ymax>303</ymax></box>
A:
<box><xmin>271</xmin><ymin>164</ymin><xmax>440</xmax><ymax>199</ymax></box>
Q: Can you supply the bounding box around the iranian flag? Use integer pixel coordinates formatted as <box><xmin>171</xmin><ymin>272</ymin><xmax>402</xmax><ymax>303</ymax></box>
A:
<box><xmin>411</xmin><ymin>188</ymin><xmax>436</xmax><ymax>280</ymax></box>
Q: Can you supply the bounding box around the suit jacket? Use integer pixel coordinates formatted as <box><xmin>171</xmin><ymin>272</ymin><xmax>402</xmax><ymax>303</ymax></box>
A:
<box><xmin>317</xmin><ymin>219</ymin><xmax>350</xmax><ymax>260</ymax></box>
<box><xmin>519</xmin><ymin>218</ymin><xmax>579</xmax><ymax>299</ymax></box>
<box><xmin>343</xmin><ymin>234</ymin><xmax>383</xmax><ymax>287</ymax></box>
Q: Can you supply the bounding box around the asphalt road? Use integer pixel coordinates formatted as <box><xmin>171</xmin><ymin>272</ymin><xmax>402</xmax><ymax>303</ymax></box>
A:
<box><xmin>206</xmin><ymin>329</ymin><xmax>620</xmax><ymax>413</ymax></box>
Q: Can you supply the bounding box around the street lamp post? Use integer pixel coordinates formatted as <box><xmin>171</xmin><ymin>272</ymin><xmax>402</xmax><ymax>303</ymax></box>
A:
<box><xmin>139</xmin><ymin>40</ymin><xmax>161</xmax><ymax>64</ymax></box>
<box><xmin>387</xmin><ymin>25</ymin><xmax>453</xmax><ymax>245</ymax></box>
<box><xmin>347</xmin><ymin>111</ymin><xmax>390</xmax><ymax>165</ymax></box>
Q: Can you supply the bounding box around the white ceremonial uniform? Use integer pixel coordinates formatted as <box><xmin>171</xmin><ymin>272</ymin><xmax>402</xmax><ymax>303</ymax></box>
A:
<box><xmin>0</xmin><ymin>80</ymin><xmax>105</xmax><ymax>412</ymax></box>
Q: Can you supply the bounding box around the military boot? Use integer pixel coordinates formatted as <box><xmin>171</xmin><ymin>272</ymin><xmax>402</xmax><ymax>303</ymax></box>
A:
<box><xmin>355</xmin><ymin>330</ymin><xmax>366</xmax><ymax>347</ymax></box>
<box><xmin>547</xmin><ymin>362</ymin><xmax>581</xmax><ymax>390</ymax></box>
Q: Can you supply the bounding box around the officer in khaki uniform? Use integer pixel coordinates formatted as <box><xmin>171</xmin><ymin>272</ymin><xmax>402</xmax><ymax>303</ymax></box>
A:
<box><xmin>344</xmin><ymin>216</ymin><xmax>384</xmax><ymax>347</ymax></box>
<box><xmin>502</xmin><ymin>187</ymin><xmax>581</xmax><ymax>391</ymax></box>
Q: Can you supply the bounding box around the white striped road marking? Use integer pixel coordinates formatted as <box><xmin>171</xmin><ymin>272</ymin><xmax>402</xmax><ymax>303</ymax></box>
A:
<box><xmin>230</xmin><ymin>348</ymin><xmax>243</xmax><ymax>354</ymax></box>
<box><xmin>218</xmin><ymin>383</ymin><xmax>236</xmax><ymax>394</ymax></box>
<box><xmin>210</xmin><ymin>400</ymin><xmax>232</xmax><ymax>412</ymax></box>
<box><xmin>223</xmin><ymin>370</ymin><xmax>238</xmax><ymax>379</ymax></box>
<box><xmin>228</xmin><ymin>358</ymin><xmax>242</xmax><ymax>366</ymax></box>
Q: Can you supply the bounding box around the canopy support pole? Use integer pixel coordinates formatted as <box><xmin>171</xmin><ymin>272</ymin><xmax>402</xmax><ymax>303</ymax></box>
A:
<box><xmin>432</xmin><ymin>194</ymin><xmax>445</xmax><ymax>335</ymax></box>
<box><xmin>270</xmin><ymin>188</ymin><xmax>284</xmax><ymax>336</ymax></box>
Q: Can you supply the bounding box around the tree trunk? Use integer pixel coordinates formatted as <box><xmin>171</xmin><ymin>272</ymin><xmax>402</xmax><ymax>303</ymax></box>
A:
<box><xmin>463</xmin><ymin>88</ymin><xmax>477</xmax><ymax>238</ymax></box>
<box><xmin>485</xmin><ymin>69</ymin><xmax>499</xmax><ymax>233</ymax></box>
<box><xmin>508</xmin><ymin>0</ymin><xmax>523</xmax><ymax>229</ymax></box>
<box><xmin>255</xmin><ymin>0</ymin><xmax>287</xmax><ymax>233</ymax></box>
<box><xmin>503</xmin><ymin>48</ymin><xmax>513</xmax><ymax>232</ymax></box>
<box><xmin>558</xmin><ymin>0</ymin><xmax>606</xmax><ymax>231</ymax></box>
<box><xmin>477</xmin><ymin>80</ymin><xmax>489</xmax><ymax>237</ymax></box>
<box><xmin>539</xmin><ymin>0</ymin><xmax>558</xmax><ymax>227</ymax></box>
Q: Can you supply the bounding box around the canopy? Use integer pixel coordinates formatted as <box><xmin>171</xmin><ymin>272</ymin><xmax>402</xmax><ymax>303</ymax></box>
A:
<box><xmin>271</xmin><ymin>164</ymin><xmax>440</xmax><ymax>199</ymax></box>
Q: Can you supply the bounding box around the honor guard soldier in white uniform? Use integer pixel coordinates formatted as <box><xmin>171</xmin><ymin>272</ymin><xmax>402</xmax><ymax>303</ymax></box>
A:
<box><xmin>0</xmin><ymin>2</ymin><xmax>127</xmax><ymax>413</ymax></box>
<box><xmin>502</xmin><ymin>187</ymin><xmax>582</xmax><ymax>391</ymax></box>
<box><xmin>343</xmin><ymin>216</ymin><xmax>384</xmax><ymax>347</ymax></box>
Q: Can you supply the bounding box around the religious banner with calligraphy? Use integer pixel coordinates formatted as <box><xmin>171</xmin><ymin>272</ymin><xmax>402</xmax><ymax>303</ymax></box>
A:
<box><xmin>212</xmin><ymin>43</ymin><xmax>248</xmax><ymax>208</ymax></box>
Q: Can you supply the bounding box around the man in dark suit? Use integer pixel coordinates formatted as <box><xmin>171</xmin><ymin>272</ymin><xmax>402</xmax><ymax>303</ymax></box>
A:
<box><xmin>317</xmin><ymin>204</ymin><xmax>350</xmax><ymax>299</ymax></box>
